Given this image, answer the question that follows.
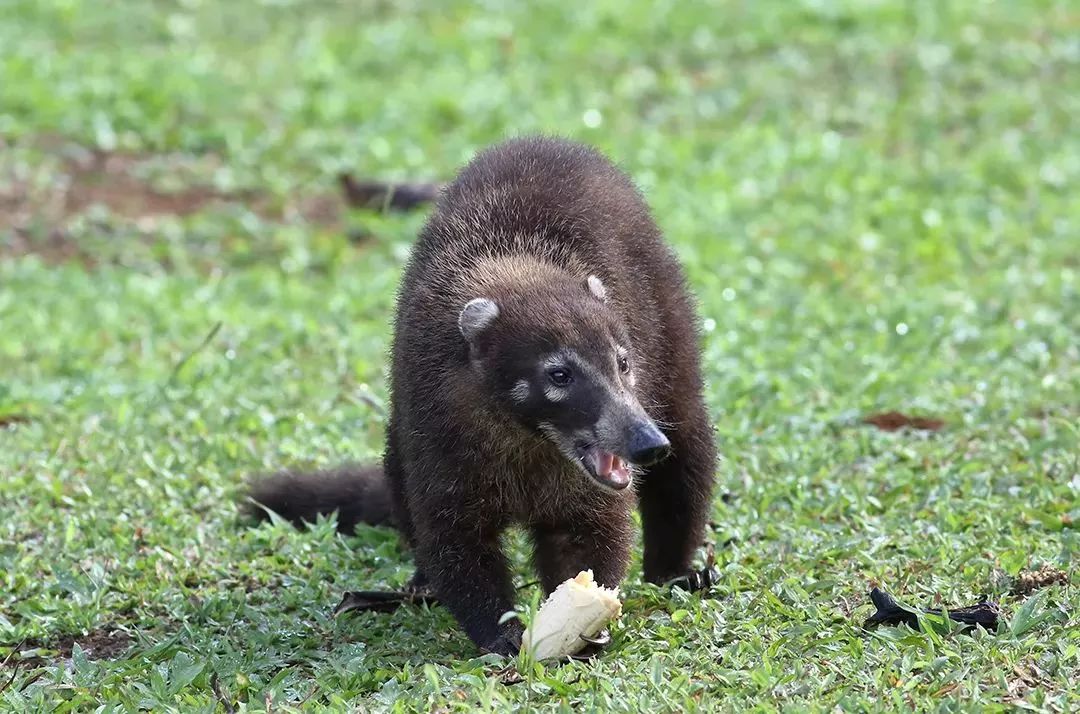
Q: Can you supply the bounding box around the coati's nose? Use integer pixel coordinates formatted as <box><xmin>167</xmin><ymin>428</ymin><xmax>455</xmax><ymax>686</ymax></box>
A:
<box><xmin>627</xmin><ymin>421</ymin><xmax>671</xmax><ymax>466</ymax></box>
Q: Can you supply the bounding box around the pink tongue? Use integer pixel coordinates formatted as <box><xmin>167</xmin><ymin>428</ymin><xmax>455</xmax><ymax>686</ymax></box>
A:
<box><xmin>591</xmin><ymin>450</ymin><xmax>631</xmax><ymax>489</ymax></box>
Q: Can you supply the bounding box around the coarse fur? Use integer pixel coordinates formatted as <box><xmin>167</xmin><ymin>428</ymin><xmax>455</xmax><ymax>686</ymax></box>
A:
<box><xmin>247</xmin><ymin>136</ymin><xmax>717</xmax><ymax>655</ymax></box>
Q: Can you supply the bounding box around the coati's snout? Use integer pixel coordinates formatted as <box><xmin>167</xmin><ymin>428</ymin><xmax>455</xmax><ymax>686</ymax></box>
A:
<box><xmin>567</xmin><ymin>413</ymin><xmax>670</xmax><ymax>491</ymax></box>
<box><xmin>625</xmin><ymin>420</ymin><xmax>671</xmax><ymax>466</ymax></box>
<box><xmin>457</xmin><ymin>275</ymin><xmax>671</xmax><ymax>492</ymax></box>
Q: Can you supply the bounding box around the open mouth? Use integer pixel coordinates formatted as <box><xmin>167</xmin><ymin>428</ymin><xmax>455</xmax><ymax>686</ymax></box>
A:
<box><xmin>577</xmin><ymin>445</ymin><xmax>633</xmax><ymax>491</ymax></box>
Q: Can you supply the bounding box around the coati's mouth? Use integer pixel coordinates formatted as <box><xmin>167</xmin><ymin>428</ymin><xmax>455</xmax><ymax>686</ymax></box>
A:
<box><xmin>575</xmin><ymin>444</ymin><xmax>633</xmax><ymax>491</ymax></box>
<box><xmin>537</xmin><ymin>423</ymin><xmax>637</xmax><ymax>492</ymax></box>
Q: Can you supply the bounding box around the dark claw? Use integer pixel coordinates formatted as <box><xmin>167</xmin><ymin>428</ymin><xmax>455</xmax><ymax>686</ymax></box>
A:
<box><xmin>333</xmin><ymin>589</ymin><xmax>440</xmax><ymax>616</ymax></box>
<box><xmin>665</xmin><ymin>565</ymin><xmax>720</xmax><ymax>594</ymax></box>
<box><xmin>568</xmin><ymin>629</ymin><xmax>611</xmax><ymax>661</ymax></box>
<box><xmin>665</xmin><ymin>542</ymin><xmax>722</xmax><ymax>594</ymax></box>
<box><xmin>579</xmin><ymin>629</ymin><xmax>611</xmax><ymax>647</ymax></box>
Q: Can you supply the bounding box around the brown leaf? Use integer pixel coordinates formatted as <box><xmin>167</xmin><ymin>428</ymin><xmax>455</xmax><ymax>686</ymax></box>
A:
<box><xmin>863</xmin><ymin>411</ymin><xmax>945</xmax><ymax>432</ymax></box>
<box><xmin>2</xmin><ymin>143</ymin><xmax>349</xmax><ymax>266</ymax></box>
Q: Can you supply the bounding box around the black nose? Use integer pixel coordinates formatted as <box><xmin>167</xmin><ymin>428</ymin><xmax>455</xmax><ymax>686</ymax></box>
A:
<box><xmin>627</xmin><ymin>421</ymin><xmax>671</xmax><ymax>466</ymax></box>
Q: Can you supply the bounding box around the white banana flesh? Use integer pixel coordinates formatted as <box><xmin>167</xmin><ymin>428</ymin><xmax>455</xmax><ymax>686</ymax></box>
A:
<box><xmin>521</xmin><ymin>570</ymin><xmax>622</xmax><ymax>660</ymax></box>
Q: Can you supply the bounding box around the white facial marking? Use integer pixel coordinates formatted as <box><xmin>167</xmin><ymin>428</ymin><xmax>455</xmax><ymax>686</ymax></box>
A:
<box><xmin>510</xmin><ymin>379</ymin><xmax>530</xmax><ymax>402</ymax></box>
<box><xmin>544</xmin><ymin>385</ymin><xmax>567</xmax><ymax>402</ymax></box>
<box><xmin>458</xmin><ymin>297</ymin><xmax>499</xmax><ymax>341</ymax></box>
<box><xmin>542</xmin><ymin>354</ymin><xmax>565</xmax><ymax>371</ymax></box>
<box><xmin>586</xmin><ymin>275</ymin><xmax>607</xmax><ymax>301</ymax></box>
<box><xmin>537</xmin><ymin>422</ymin><xmax>557</xmax><ymax>440</ymax></box>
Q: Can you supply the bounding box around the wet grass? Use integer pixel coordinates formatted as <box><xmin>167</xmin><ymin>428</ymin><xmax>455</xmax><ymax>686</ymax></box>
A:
<box><xmin>1</xmin><ymin>0</ymin><xmax>1078</xmax><ymax>711</ymax></box>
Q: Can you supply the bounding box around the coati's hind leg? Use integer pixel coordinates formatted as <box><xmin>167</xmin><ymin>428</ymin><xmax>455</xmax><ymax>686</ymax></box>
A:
<box><xmin>383</xmin><ymin>426</ymin><xmax>414</xmax><ymax>546</ymax></box>
<box><xmin>384</xmin><ymin>428</ymin><xmax>433</xmax><ymax>591</ymax></box>
<box><xmin>637</xmin><ymin>386</ymin><xmax>716</xmax><ymax>584</ymax></box>
<box><xmin>531</xmin><ymin>510</ymin><xmax>633</xmax><ymax>594</ymax></box>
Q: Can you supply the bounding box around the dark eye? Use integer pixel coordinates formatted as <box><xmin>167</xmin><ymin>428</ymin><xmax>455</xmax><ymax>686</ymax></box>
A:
<box><xmin>617</xmin><ymin>355</ymin><xmax>630</xmax><ymax>374</ymax></box>
<box><xmin>548</xmin><ymin>368</ymin><xmax>573</xmax><ymax>386</ymax></box>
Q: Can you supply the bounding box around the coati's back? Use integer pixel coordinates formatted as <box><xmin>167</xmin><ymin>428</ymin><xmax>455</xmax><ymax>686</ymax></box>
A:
<box><xmin>391</xmin><ymin>135</ymin><xmax>695</xmax><ymax>403</ymax></box>
<box><xmin>400</xmin><ymin>136</ymin><xmax>679</xmax><ymax>313</ymax></box>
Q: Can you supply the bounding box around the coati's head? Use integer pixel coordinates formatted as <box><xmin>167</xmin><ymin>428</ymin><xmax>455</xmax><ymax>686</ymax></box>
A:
<box><xmin>457</xmin><ymin>273</ymin><xmax>670</xmax><ymax>492</ymax></box>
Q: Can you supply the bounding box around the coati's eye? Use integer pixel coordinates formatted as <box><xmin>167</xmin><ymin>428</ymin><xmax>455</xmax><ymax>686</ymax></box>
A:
<box><xmin>547</xmin><ymin>367</ymin><xmax>573</xmax><ymax>386</ymax></box>
<box><xmin>617</xmin><ymin>355</ymin><xmax>630</xmax><ymax>374</ymax></box>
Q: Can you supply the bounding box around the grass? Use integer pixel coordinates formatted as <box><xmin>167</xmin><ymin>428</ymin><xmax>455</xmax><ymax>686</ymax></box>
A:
<box><xmin>1</xmin><ymin>0</ymin><xmax>1078</xmax><ymax>710</ymax></box>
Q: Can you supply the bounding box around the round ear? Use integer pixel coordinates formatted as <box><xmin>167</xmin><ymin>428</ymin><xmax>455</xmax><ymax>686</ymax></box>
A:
<box><xmin>458</xmin><ymin>298</ymin><xmax>499</xmax><ymax>341</ymax></box>
<box><xmin>586</xmin><ymin>275</ymin><xmax>607</xmax><ymax>302</ymax></box>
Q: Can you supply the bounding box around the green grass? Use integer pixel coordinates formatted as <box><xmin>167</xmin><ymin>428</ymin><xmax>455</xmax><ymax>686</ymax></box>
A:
<box><xmin>2</xmin><ymin>0</ymin><xmax>1079</xmax><ymax>710</ymax></box>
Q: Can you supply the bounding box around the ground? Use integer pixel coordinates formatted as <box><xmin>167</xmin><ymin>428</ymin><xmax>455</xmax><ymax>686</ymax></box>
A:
<box><xmin>1</xmin><ymin>1</ymin><xmax>1078</xmax><ymax>711</ymax></box>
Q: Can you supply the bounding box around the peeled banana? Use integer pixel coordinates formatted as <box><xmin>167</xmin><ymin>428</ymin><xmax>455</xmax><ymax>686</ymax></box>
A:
<box><xmin>521</xmin><ymin>570</ymin><xmax>622</xmax><ymax>660</ymax></box>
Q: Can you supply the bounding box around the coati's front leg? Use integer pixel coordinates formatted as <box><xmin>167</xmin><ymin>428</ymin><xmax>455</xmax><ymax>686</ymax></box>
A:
<box><xmin>531</xmin><ymin>508</ymin><xmax>633</xmax><ymax>594</ymax></box>
<box><xmin>637</xmin><ymin>395</ymin><xmax>716</xmax><ymax>584</ymax></box>
<box><xmin>413</xmin><ymin>521</ymin><xmax>522</xmax><ymax>655</ymax></box>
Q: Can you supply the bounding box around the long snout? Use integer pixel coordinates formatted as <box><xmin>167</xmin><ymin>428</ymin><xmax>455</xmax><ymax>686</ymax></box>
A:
<box><xmin>626</xmin><ymin>419</ymin><xmax>670</xmax><ymax>466</ymax></box>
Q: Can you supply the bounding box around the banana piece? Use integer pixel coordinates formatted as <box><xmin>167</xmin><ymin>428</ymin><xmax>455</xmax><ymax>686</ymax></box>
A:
<box><xmin>521</xmin><ymin>570</ymin><xmax>622</xmax><ymax>660</ymax></box>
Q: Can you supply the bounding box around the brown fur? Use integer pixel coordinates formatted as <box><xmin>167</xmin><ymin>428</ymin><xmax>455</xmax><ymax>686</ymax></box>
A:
<box><xmin>248</xmin><ymin>136</ymin><xmax>716</xmax><ymax>655</ymax></box>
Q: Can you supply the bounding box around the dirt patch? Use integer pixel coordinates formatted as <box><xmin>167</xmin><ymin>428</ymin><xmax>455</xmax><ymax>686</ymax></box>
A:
<box><xmin>1012</xmin><ymin>564</ymin><xmax>1069</xmax><ymax>596</ymax></box>
<box><xmin>1</xmin><ymin>140</ymin><xmax>438</xmax><ymax>266</ymax></box>
<box><xmin>58</xmin><ymin>627</ymin><xmax>133</xmax><ymax>660</ymax></box>
<box><xmin>3</xmin><ymin>147</ymin><xmax>346</xmax><ymax>228</ymax></box>
<box><xmin>65</xmin><ymin>151</ymin><xmax>244</xmax><ymax>218</ymax></box>
<box><xmin>863</xmin><ymin>411</ymin><xmax>945</xmax><ymax>432</ymax></box>
<box><xmin>3</xmin><ymin>627</ymin><xmax>133</xmax><ymax>668</ymax></box>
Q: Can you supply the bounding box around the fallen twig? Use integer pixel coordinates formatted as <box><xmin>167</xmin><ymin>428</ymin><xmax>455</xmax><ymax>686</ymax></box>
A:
<box><xmin>0</xmin><ymin>414</ymin><xmax>32</xmax><ymax>428</ymax></box>
<box><xmin>0</xmin><ymin>639</ymin><xmax>26</xmax><ymax>695</ymax></box>
<box><xmin>338</xmin><ymin>174</ymin><xmax>441</xmax><ymax>211</ymax></box>
<box><xmin>167</xmin><ymin>321</ymin><xmax>223</xmax><ymax>386</ymax></box>
<box><xmin>210</xmin><ymin>672</ymin><xmax>236</xmax><ymax>714</ymax></box>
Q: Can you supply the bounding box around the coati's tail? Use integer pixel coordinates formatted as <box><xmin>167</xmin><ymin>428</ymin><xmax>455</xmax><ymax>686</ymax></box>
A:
<box><xmin>245</xmin><ymin>464</ymin><xmax>394</xmax><ymax>533</ymax></box>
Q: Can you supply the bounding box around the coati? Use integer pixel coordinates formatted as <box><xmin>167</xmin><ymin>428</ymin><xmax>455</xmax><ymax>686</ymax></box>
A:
<box><xmin>249</xmin><ymin>136</ymin><xmax>717</xmax><ymax>656</ymax></box>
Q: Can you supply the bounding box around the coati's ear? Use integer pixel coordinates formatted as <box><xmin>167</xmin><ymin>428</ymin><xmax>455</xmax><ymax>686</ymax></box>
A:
<box><xmin>586</xmin><ymin>275</ymin><xmax>607</xmax><ymax>302</ymax></box>
<box><xmin>458</xmin><ymin>298</ymin><xmax>499</xmax><ymax>341</ymax></box>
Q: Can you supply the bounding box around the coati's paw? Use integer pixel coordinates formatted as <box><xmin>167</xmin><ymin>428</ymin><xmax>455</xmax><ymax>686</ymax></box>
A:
<box><xmin>663</xmin><ymin>564</ymin><xmax>719</xmax><ymax>594</ymax></box>
<box><xmin>482</xmin><ymin>635</ymin><xmax>520</xmax><ymax>658</ymax></box>
<box><xmin>656</xmin><ymin>545</ymin><xmax>721</xmax><ymax>595</ymax></box>
<box><xmin>405</xmin><ymin>571</ymin><xmax>434</xmax><ymax>597</ymax></box>
<box><xmin>481</xmin><ymin>623</ymin><xmax>524</xmax><ymax>658</ymax></box>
